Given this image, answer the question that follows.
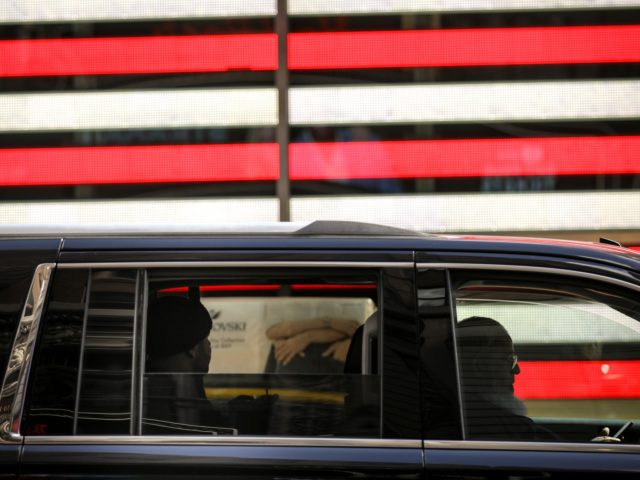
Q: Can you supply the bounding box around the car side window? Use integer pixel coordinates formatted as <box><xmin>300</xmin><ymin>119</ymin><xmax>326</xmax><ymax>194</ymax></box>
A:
<box><xmin>452</xmin><ymin>271</ymin><xmax>640</xmax><ymax>443</ymax></box>
<box><xmin>25</xmin><ymin>267</ymin><xmax>381</xmax><ymax>438</ymax></box>
<box><xmin>142</xmin><ymin>269</ymin><xmax>381</xmax><ymax>437</ymax></box>
<box><xmin>24</xmin><ymin>269</ymin><xmax>137</xmax><ymax>436</ymax></box>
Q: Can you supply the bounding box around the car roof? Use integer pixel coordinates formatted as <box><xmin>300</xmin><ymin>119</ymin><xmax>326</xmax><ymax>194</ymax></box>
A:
<box><xmin>1</xmin><ymin>220</ymin><xmax>639</xmax><ymax>273</ymax></box>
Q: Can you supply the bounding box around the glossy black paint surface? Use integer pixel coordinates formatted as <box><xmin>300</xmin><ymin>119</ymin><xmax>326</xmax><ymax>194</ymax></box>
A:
<box><xmin>62</xmin><ymin>236</ymin><xmax>431</xmax><ymax>252</ymax></box>
<box><xmin>0</xmin><ymin>238</ymin><xmax>60</xmax><ymax>269</ymax></box>
<box><xmin>21</xmin><ymin>444</ymin><xmax>423</xmax><ymax>479</ymax></box>
<box><xmin>59</xmin><ymin>249</ymin><xmax>414</xmax><ymax>264</ymax></box>
<box><xmin>0</xmin><ymin>446</ymin><xmax>19</xmax><ymax>478</ymax></box>
<box><xmin>58</xmin><ymin>235</ymin><xmax>640</xmax><ymax>276</ymax></box>
<box><xmin>424</xmin><ymin>447</ymin><xmax>640</xmax><ymax>478</ymax></box>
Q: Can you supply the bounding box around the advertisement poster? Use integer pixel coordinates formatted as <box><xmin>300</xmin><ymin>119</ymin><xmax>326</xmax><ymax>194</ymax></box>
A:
<box><xmin>202</xmin><ymin>297</ymin><xmax>376</xmax><ymax>374</ymax></box>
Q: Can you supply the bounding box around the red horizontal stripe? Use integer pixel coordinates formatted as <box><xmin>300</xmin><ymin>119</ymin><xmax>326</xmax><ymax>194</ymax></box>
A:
<box><xmin>289</xmin><ymin>136</ymin><xmax>640</xmax><ymax>180</ymax></box>
<box><xmin>291</xmin><ymin>284</ymin><xmax>375</xmax><ymax>290</ymax></box>
<box><xmin>3</xmin><ymin>136</ymin><xmax>639</xmax><ymax>187</ymax></box>
<box><xmin>516</xmin><ymin>360</ymin><xmax>640</xmax><ymax>400</ymax></box>
<box><xmin>289</xmin><ymin>25</ymin><xmax>640</xmax><ymax>69</ymax></box>
<box><xmin>161</xmin><ymin>284</ymin><xmax>375</xmax><ymax>293</ymax></box>
<box><xmin>0</xmin><ymin>144</ymin><xmax>278</xmax><ymax>186</ymax></box>
<box><xmin>162</xmin><ymin>285</ymin><xmax>280</xmax><ymax>293</ymax></box>
<box><xmin>0</xmin><ymin>34</ymin><xmax>277</xmax><ymax>77</ymax></box>
<box><xmin>2</xmin><ymin>25</ymin><xmax>639</xmax><ymax>77</ymax></box>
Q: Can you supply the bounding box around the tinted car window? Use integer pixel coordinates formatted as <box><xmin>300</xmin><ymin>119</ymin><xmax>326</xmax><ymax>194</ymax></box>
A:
<box><xmin>24</xmin><ymin>269</ymin><xmax>137</xmax><ymax>436</ymax></box>
<box><xmin>23</xmin><ymin>269</ymin><xmax>87</xmax><ymax>436</ymax></box>
<box><xmin>142</xmin><ymin>269</ymin><xmax>381</xmax><ymax>437</ymax></box>
<box><xmin>76</xmin><ymin>270</ymin><xmax>137</xmax><ymax>434</ymax></box>
<box><xmin>453</xmin><ymin>271</ymin><xmax>640</xmax><ymax>443</ymax></box>
<box><xmin>26</xmin><ymin>266</ymin><xmax>382</xmax><ymax>438</ymax></box>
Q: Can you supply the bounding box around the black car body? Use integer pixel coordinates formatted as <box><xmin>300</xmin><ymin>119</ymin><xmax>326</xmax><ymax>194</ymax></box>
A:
<box><xmin>1</xmin><ymin>221</ymin><xmax>640</xmax><ymax>479</ymax></box>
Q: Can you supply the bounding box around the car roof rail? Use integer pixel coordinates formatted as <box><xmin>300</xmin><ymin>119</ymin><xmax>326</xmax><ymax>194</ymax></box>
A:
<box><xmin>599</xmin><ymin>237</ymin><xmax>623</xmax><ymax>247</ymax></box>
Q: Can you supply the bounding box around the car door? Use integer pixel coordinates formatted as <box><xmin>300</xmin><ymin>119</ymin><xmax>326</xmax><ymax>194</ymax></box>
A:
<box><xmin>0</xmin><ymin>239</ymin><xmax>60</xmax><ymax>479</ymax></box>
<box><xmin>18</xmin><ymin>248</ymin><xmax>424</xmax><ymax>479</ymax></box>
<box><xmin>418</xmin><ymin>253</ymin><xmax>640</xmax><ymax>479</ymax></box>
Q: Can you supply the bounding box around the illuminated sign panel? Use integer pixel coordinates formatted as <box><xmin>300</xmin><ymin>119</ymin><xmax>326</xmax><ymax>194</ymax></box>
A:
<box><xmin>0</xmin><ymin>1</ymin><xmax>638</xmax><ymax>238</ymax></box>
<box><xmin>0</xmin><ymin>0</ymin><xmax>277</xmax><ymax>23</ymax></box>
<box><xmin>288</xmin><ymin>0</ymin><xmax>640</xmax><ymax>15</ymax></box>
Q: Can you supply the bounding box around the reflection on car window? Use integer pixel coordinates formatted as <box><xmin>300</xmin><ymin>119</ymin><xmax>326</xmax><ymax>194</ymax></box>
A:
<box><xmin>142</xmin><ymin>270</ymin><xmax>381</xmax><ymax>437</ymax></box>
<box><xmin>418</xmin><ymin>269</ymin><xmax>462</xmax><ymax>440</ymax></box>
<box><xmin>454</xmin><ymin>273</ymin><xmax>640</xmax><ymax>443</ymax></box>
<box><xmin>0</xmin><ymin>275</ymin><xmax>33</xmax><ymax>395</ymax></box>
<box><xmin>24</xmin><ymin>269</ymin><xmax>137</xmax><ymax>436</ymax></box>
<box><xmin>25</xmin><ymin>268</ymin><xmax>381</xmax><ymax>438</ymax></box>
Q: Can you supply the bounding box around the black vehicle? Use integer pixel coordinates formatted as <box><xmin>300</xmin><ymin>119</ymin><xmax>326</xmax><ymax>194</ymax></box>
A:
<box><xmin>2</xmin><ymin>221</ymin><xmax>640</xmax><ymax>479</ymax></box>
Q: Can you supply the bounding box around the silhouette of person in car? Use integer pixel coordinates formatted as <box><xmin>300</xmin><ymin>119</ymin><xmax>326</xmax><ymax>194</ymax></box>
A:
<box><xmin>146</xmin><ymin>295</ymin><xmax>212</xmax><ymax>374</ymax></box>
<box><xmin>145</xmin><ymin>295</ymin><xmax>227</xmax><ymax>433</ymax></box>
<box><xmin>457</xmin><ymin>316</ymin><xmax>536</xmax><ymax>440</ymax></box>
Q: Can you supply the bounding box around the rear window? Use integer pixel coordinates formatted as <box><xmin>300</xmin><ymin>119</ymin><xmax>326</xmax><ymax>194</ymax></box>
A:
<box><xmin>143</xmin><ymin>269</ymin><xmax>380</xmax><ymax>437</ymax></box>
<box><xmin>24</xmin><ymin>266</ymin><xmax>382</xmax><ymax>438</ymax></box>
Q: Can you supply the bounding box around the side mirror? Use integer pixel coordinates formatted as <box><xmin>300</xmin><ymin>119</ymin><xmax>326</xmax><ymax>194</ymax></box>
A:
<box><xmin>591</xmin><ymin>422</ymin><xmax>633</xmax><ymax>443</ymax></box>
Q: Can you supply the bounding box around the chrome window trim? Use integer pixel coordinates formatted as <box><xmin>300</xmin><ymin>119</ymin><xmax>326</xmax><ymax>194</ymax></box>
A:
<box><xmin>417</xmin><ymin>263</ymin><xmax>640</xmax><ymax>293</ymax></box>
<box><xmin>59</xmin><ymin>261</ymin><xmax>414</xmax><ymax>269</ymax></box>
<box><xmin>0</xmin><ymin>263</ymin><xmax>55</xmax><ymax>443</ymax></box>
<box><xmin>130</xmin><ymin>270</ymin><xmax>143</xmax><ymax>436</ymax></box>
<box><xmin>425</xmin><ymin>439</ymin><xmax>640</xmax><ymax>454</ymax></box>
<box><xmin>23</xmin><ymin>435</ymin><xmax>420</xmax><ymax>448</ymax></box>
<box><xmin>134</xmin><ymin>269</ymin><xmax>148</xmax><ymax>435</ymax></box>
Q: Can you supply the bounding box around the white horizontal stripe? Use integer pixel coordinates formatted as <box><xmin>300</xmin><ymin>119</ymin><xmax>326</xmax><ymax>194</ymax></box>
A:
<box><xmin>4</xmin><ymin>80</ymin><xmax>636</xmax><ymax>132</ymax></box>
<box><xmin>291</xmin><ymin>191</ymin><xmax>640</xmax><ymax>233</ymax></box>
<box><xmin>0</xmin><ymin>223</ymin><xmax>309</xmax><ymax>236</ymax></box>
<box><xmin>0</xmin><ymin>198</ymin><xmax>279</xmax><ymax>225</ymax></box>
<box><xmin>289</xmin><ymin>0</ymin><xmax>640</xmax><ymax>15</ymax></box>
<box><xmin>0</xmin><ymin>0</ymin><xmax>276</xmax><ymax>24</ymax></box>
<box><xmin>1</xmin><ymin>193</ymin><xmax>638</xmax><ymax>236</ymax></box>
<box><xmin>0</xmin><ymin>88</ymin><xmax>277</xmax><ymax>132</ymax></box>
<box><xmin>289</xmin><ymin>80</ymin><xmax>640</xmax><ymax>125</ymax></box>
<box><xmin>2</xmin><ymin>0</ymin><xmax>636</xmax><ymax>23</ymax></box>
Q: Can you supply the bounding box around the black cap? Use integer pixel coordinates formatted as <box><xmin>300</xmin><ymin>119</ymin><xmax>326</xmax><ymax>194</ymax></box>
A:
<box><xmin>457</xmin><ymin>316</ymin><xmax>512</xmax><ymax>350</ymax></box>
<box><xmin>146</xmin><ymin>296</ymin><xmax>212</xmax><ymax>356</ymax></box>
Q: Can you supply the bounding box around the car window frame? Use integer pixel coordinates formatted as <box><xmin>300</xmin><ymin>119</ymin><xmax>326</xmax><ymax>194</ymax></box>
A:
<box><xmin>10</xmin><ymin>258</ymin><xmax>422</xmax><ymax>451</ymax></box>
<box><xmin>418</xmin><ymin>260</ymin><xmax>640</xmax><ymax>453</ymax></box>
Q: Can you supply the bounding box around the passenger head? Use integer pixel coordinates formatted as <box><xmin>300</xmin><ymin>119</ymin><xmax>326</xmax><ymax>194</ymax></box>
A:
<box><xmin>457</xmin><ymin>316</ymin><xmax>519</xmax><ymax>394</ymax></box>
<box><xmin>146</xmin><ymin>296</ymin><xmax>212</xmax><ymax>373</ymax></box>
